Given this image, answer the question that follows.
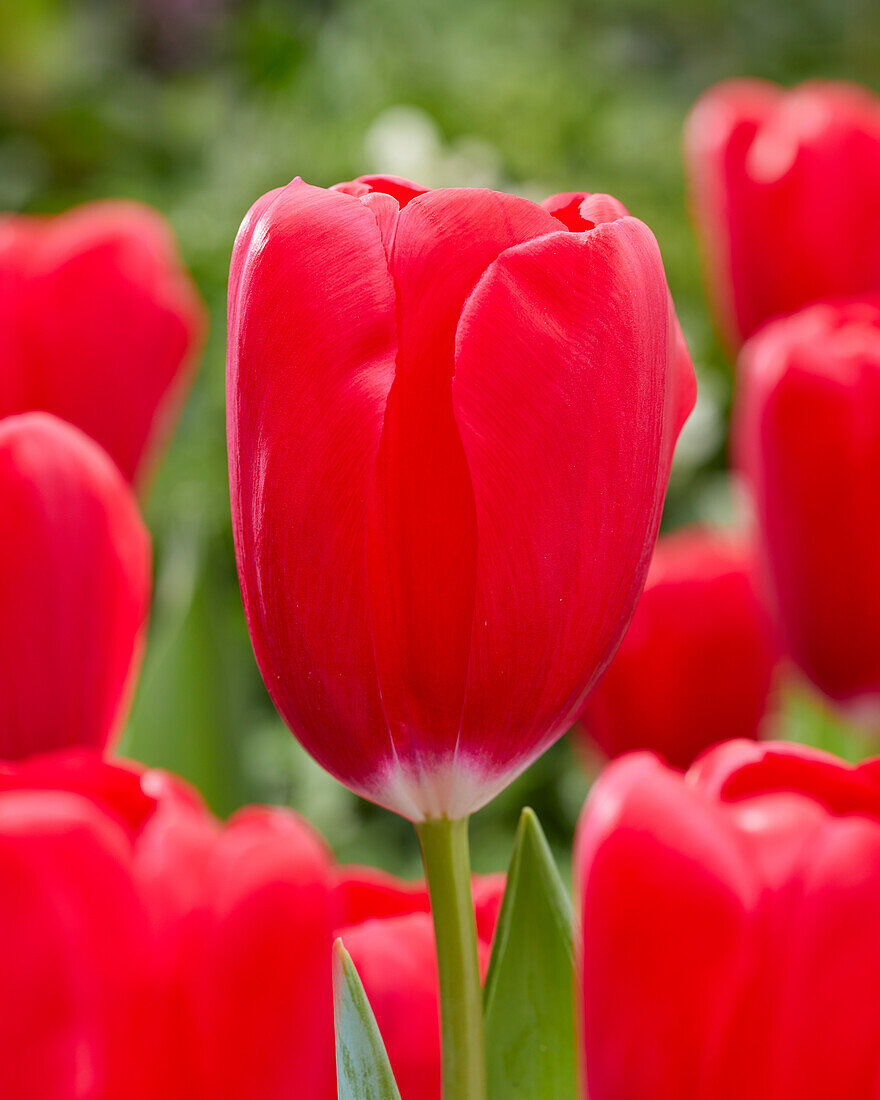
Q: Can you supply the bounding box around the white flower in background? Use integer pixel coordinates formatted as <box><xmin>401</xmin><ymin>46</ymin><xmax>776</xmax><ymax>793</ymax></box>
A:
<box><xmin>364</xmin><ymin>105</ymin><xmax>501</xmax><ymax>189</ymax></box>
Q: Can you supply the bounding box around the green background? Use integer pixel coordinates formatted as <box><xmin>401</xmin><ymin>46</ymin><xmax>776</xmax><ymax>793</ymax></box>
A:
<box><xmin>2</xmin><ymin>0</ymin><xmax>875</xmax><ymax>876</ymax></box>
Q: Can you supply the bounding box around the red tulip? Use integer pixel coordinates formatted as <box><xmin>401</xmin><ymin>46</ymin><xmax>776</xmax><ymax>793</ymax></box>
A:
<box><xmin>0</xmin><ymin>200</ymin><xmax>204</xmax><ymax>485</ymax></box>
<box><xmin>735</xmin><ymin>297</ymin><xmax>880</xmax><ymax>708</ymax></box>
<box><xmin>575</xmin><ymin>740</ymin><xmax>880</xmax><ymax>1100</ymax></box>
<box><xmin>685</xmin><ymin>79</ymin><xmax>880</xmax><ymax>348</ymax></box>
<box><xmin>0</xmin><ymin>787</ymin><xmax>158</xmax><ymax>1100</ymax></box>
<box><xmin>0</xmin><ymin>413</ymin><xmax>151</xmax><ymax>760</ymax></box>
<box><xmin>228</xmin><ymin>175</ymin><xmax>694</xmax><ymax>820</ymax></box>
<box><xmin>576</xmin><ymin>527</ymin><xmax>779</xmax><ymax>768</ymax></box>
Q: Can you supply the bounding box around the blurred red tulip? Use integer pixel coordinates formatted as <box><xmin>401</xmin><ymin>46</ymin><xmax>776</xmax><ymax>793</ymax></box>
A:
<box><xmin>576</xmin><ymin>740</ymin><xmax>880</xmax><ymax>1100</ymax></box>
<box><xmin>0</xmin><ymin>200</ymin><xmax>204</xmax><ymax>486</ymax></box>
<box><xmin>0</xmin><ymin>747</ymin><xmax>506</xmax><ymax>1099</ymax></box>
<box><xmin>0</xmin><ymin>787</ymin><xmax>158</xmax><ymax>1100</ymax></box>
<box><xmin>0</xmin><ymin>413</ymin><xmax>151</xmax><ymax>760</ymax></box>
<box><xmin>736</xmin><ymin>297</ymin><xmax>880</xmax><ymax>709</ymax></box>
<box><xmin>685</xmin><ymin>79</ymin><xmax>880</xmax><ymax>348</ymax></box>
<box><xmin>576</xmin><ymin>527</ymin><xmax>779</xmax><ymax>769</ymax></box>
<box><xmin>228</xmin><ymin>174</ymin><xmax>694</xmax><ymax>820</ymax></box>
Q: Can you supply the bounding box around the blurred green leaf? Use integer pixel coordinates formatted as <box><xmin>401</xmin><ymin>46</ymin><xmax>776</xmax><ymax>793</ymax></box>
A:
<box><xmin>333</xmin><ymin>939</ymin><xmax>402</xmax><ymax>1100</ymax></box>
<box><xmin>484</xmin><ymin>807</ymin><xmax>577</xmax><ymax>1100</ymax></box>
<box><xmin>780</xmin><ymin>679</ymin><xmax>875</xmax><ymax>763</ymax></box>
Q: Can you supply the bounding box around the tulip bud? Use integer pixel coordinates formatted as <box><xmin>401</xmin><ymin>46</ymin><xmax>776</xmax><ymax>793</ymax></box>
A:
<box><xmin>575</xmin><ymin>740</ymin><xmax>880</xmax><ymax>1099</ymax></box>
<box><xmin>228</xmin><ymin>175</ymin><xmax>694</xmax><ymax>821</ymax></box>
<box><xmin>0</xmin><ymin>413</ymin><xmax>151</xmax><ymax>760</ymax></box>
<box><xmin>685</xmin><ymin>79</ymin><xmax>880</xmax><ymax>349</ymax></box>
<box><xmin>576</xmin><ymin>527</ymin><xmax>779</xmax><ymax>768</ymax></box>
<box><xmin>0</xmin><ymin>200</ymin><xmax>204</xmax><ymax>485</ymax></box>
<box><xmin>735</xmin><ymin>297</ymin><xmax>880</xmax><ymax>709</ymax></box>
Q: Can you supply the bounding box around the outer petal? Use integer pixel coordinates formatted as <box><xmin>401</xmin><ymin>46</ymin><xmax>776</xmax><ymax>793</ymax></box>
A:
<box><xmin>227</xmin><ymin>179</ymin><xmax>399</xmax><ymax>806</ymax></box>
<box><xmin>575</xmin><ymin>754</ymin><xmax>756</xmax><ymax>1100</ymax></box>
<box><xmin>2</xmin><ymin>201</ymin><xmax>204</xmax><ymax>485</ymax></box>
<box><xmin>0</xmin><ymin>790</ymin><xmax>158</xmax><ymax>1100</ymax></box>
<box><xmin>0</xmin><ymin>413</ymin><xmax>151</xmax><ymax>759</ymax></box>
<box><xmin>735</xmin><ymin>298</ymin><xmax>880</xmax><ymax>703</ymax></box>
<box><xmin>366</xmin><ymin>188</ymin><xmax>560</xmax><ymax>815</ymax></box>
<box><xmin>145</xmin><ymin>805</ymin><xmax>336</xmax><ymax>1100</ymax></box>
<box><xmin>450</xmin><ymin>219</ymin><xmax>693</xmax><ymax>813</ymax></box>
<box><xmin>577</xmin><ymin>528</ymin><xmax>778</xmax><ymax>768</ymax></box>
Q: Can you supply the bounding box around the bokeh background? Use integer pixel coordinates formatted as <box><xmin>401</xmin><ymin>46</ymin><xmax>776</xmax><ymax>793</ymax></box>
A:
<box><xmin>3</xmin><ymin>0</ymin><xmax>877</xmax><ymax>876</ymax></box>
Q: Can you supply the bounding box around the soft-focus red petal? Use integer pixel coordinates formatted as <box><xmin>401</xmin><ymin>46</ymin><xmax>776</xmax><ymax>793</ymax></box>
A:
<box><xmin>147</xmin><ymin>805</ymin><xmax>336</xmax><ymax>1100</ymax></box>
<box><xmin>366</xmin><ymin>188</ymin><xmax>561</xmax><ymax>813</ymax></box>
<box><xmin>0</xmin><ymin>749</ymin><xmax>158</xmax><ymax>836</ymax></box>
<box><xmin>333</xmin><ymin>865</ymin><xmax>430</xmax><ymax>925</ymax></box>
<box><xmin>342</xmin><ymin>912</ymin><xmax>442</xmax><ymax>1100</ymax></box>
<box><xmin>576</xmin><ymin>754</ymin><xmax>756</xmax><ymax>1100</ymax></box>
<box><xmin>691</xmin><ymin>739</ymin><xmax>880</xmax><ymax>817</ymax></box>
<box><xmin>228</xmin><ymin>179</ymin><xmax>400</xmax><ymax>805</ymax></box>
<box><xmin>0</xmin><ymin>413</ymin><xmax>151</xmax><ymax>759</ymax></box>
<box><xmin>0</xmin><ymin>790</ymin><xmax>158</xmax><ymax>1099</ymax></box>
<box><xmin>451</xmin><ymin>219</ymin><xmax>692</xmax><ymax>811</ymax></box>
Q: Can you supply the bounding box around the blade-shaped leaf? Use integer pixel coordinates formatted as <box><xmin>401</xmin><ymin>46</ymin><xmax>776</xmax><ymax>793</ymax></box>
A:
<box><xmin>333</xmin><ymin>938</ymin><xmax>402</xmax><ymax>1100</ymax></box>
<box><xmin>484</xmin><ymin>807</ymin><xmax>577</xmax><ymax>1100</ymax></box>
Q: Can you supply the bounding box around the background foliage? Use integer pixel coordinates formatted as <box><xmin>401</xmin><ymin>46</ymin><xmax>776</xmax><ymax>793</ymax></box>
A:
<box><xmin>2</xmin><ymin>0</ymin><xmax>877</xmax><ymax>876</ymax></box>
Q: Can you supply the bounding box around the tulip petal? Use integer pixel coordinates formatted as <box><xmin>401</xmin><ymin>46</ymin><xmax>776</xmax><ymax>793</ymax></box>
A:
<box><xmin>228</xmin><ymin>179</ymin><xmax>400</xmax><ymax>804</ymax></box>
<box><xmin>450</xmin><ymin>218</ymin><xmax>689</xmax><ymax>811</ymax></box>
<box><xmin>366</xmin><ymin>188</ymin><xmax>560</xmax><ymax>813</ymax></box>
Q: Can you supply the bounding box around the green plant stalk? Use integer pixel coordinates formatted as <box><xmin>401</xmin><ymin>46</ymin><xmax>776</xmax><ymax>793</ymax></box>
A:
<box><xmin>416</xmin><ymin>816</ymin><xmax>487</xmax><ymax>1100</ymax></box>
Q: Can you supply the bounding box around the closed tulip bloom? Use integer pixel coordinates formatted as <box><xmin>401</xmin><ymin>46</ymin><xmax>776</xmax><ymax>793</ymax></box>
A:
<box><xmin>228</xmin><ymin>175</ymin><xmax>694</xmax><ymax>820</ymax></box>
<box><xmin>0</xmin><ymin>200</ymin><xmax>204</xmax><ymax>485</ymax></box>
<box><xmin>0</xmin><ymin>788</ymin><xmax>158</xmax><ymax>1100</ymax></box>
<box><xmin>0</xmin><ymin>414</ymin><xmax>151</xmax><ymax>760</ymax></box>
<box><xmin>577</xmin><ymin>527</ymin><xmax>778</xmax><ymax>768</ymax></box>
<box><xmin>735</xmin><ymin>297</ymin><xmax>880</xmax><ymax>708</ymax></box>
<box><xmin>575</xmin><ymin>740</ymin><xmax>880</xmax><ymax>1100</ymax></box>
<box><xmin>685</xmin><ymin>80</ymin><xmax>880</xmax><ymax>348</ymax></box>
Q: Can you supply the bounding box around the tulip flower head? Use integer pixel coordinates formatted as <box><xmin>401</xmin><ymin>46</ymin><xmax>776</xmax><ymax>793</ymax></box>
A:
<box><xmin>736</xmin><ymin>296</ymin><xmax>880</xmax><ymax>711</ymax></box>
<box><xmin>0</xmin><ymin>413</ymin><xmax>151</xmax><ymax>760</ymax></box>
<box><xmin>0</xmin><ymin>200</ymin><xmax>204</xmax><ymax>485</ymax></box>
<box><xmin>576</xmin><ymin>740</ymin><xmax>880</xmax><ymax>1100</ymax></box>
<box><xmin>685</xmin><ymin>79</ymin><xmax>880</xmax><ymax>348</ymax></box>
<box><xmin>228</xmin><ymin>175</ymin><xmax>695</xmax><ymax>821</ymax></box>
<box><xmin>577</xmin><ymin>526</ymin><xmax>779</xmax><ymax>768</ymax></box>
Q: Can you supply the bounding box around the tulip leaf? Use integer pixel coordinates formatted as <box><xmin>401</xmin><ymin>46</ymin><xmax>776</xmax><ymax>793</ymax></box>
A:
<box><xmin>333</xmin><ymin>939</ymin><xmax>402</xmax><ymax>1100</ymax></box>
<box><xmin>484</xmin><ymin>807</ymin><xmax>578</xmax><ymax>1100</ymax></box>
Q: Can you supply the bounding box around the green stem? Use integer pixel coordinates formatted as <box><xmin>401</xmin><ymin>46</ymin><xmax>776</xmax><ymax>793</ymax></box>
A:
<box><xmin>416</xmin><ymin>816</ymin><xmax>487</xmax><ymax>1100</ymax></box>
